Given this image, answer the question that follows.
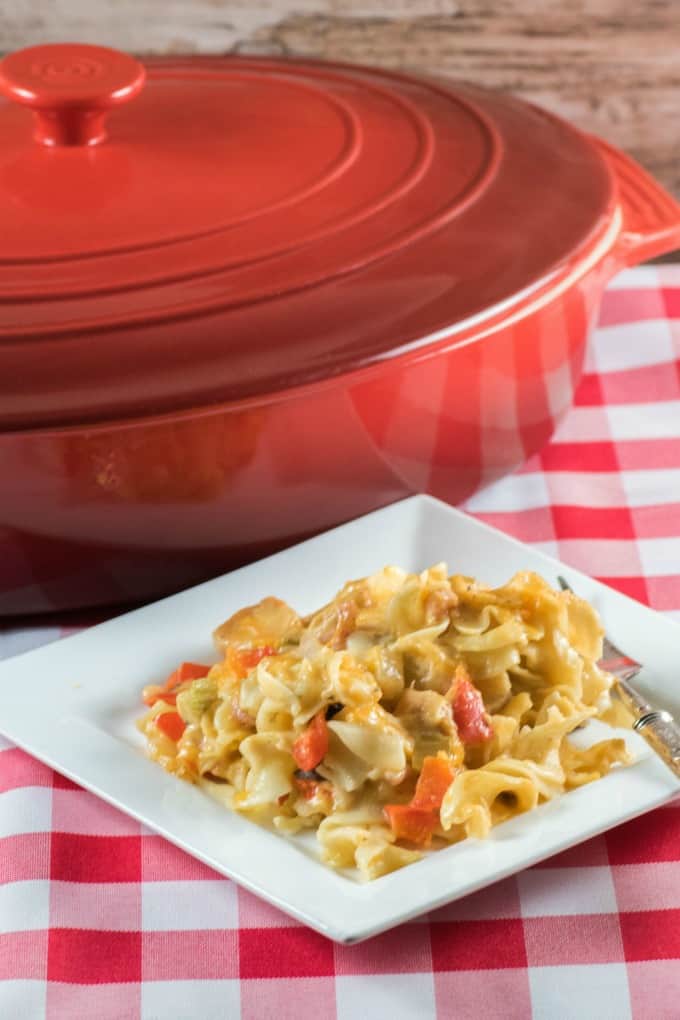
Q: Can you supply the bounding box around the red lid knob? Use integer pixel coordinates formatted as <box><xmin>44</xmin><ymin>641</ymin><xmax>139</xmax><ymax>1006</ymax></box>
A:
<box><xmin>0</xmin><ymin>43</ymin><xmax>145</xmax><ymax>146</ymax></box>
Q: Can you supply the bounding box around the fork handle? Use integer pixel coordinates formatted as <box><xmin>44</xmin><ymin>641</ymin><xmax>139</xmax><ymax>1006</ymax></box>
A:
<box><xmin>633</xmin><ymin>710</ymin><xmax>680</xmax><ymax>780</ymax></box>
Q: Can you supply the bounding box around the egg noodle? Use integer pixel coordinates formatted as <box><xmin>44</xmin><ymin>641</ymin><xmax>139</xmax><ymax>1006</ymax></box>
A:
<box><xmin>138</xmin><ymin>565</ymin><xmax>631</xmax><ymax>880</ymax></box>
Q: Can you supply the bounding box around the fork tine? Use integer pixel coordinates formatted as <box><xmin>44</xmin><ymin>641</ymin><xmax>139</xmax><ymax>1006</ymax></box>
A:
<box><xmin>601</xmin><ymin>633</ymin><xmax>636</xmax><ymax>664</ymax></box>
<box><xmin>555</xmin><ymin>580</ymin><xmax>680</xmax><ymax>779</ymax></box>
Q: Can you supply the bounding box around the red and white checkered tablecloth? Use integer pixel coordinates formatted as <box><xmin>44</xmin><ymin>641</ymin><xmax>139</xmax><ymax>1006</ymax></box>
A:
<box><xmin>1</xmin><ymin>264</ymin><xmax>680</xmax><ymax>1020</ymax></box>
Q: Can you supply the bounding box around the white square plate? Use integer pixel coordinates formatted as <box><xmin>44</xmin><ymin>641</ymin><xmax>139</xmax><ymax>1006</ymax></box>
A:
<box><xmin>0</xmin><ymin>495</ymin><xmax>678</xmax><ymax>943</ymax></box>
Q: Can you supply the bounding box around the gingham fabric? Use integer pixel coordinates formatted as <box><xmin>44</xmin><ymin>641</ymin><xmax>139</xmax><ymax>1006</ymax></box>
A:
<box><xmin>1</xmin><ymin>264</ymin><xmax>680</xmax><ymax>1020</ymax></box>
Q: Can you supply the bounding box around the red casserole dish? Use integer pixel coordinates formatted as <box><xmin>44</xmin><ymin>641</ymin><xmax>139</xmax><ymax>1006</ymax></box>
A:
<box><xmin>1</xmin><ymin>43</ymin><xmax>679</xmax><ymax>614</ymax></box>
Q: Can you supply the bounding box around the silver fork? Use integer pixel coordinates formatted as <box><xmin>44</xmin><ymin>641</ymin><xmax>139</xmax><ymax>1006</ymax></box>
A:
<box><xmin>557</xmin><ymin>576</ymin><xmax>680</xmax><ymax>780</ymax></box>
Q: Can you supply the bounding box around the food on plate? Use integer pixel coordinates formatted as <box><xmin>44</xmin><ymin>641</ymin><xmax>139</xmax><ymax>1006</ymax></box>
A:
<box><xmin>137</xmin><ymin>565</ymin><xmax>631</xmax><ymax>879</ymax></box>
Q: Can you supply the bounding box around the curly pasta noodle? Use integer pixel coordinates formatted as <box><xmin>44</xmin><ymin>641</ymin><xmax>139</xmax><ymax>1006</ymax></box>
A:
<box><xmin>138</xmin><ymin>566</ymin><xmax>631</xmax><ymax>879</ymax></box>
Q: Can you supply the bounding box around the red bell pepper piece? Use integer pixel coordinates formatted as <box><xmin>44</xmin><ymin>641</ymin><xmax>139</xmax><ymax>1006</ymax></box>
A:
<box><xmin>167</xmin><ymin>662</ymin><xmax>212</xmax><ymax>685</ymax></box>
<box><xmin>453</xmin><ymin>676</ymin><xmax>493</xmax><ymax>744</ymax></box>
<box><xmin>383</xmin><ymin>804</ymin><xmax>438</xmax><ymax>847</ymax></box>
<box><xmin>156</xmin><ymin>712</ymin><xmax>186</xmax><ymax>742</ymax></box>
<box><xmin>292</xmin><ymin>711</ymin><xmax>329</xmax><ymax>771</ymax></box>
<box><xmin>411</xmin><ymin>756</ymin><xmax>456</xmax><ymax>811</ymax></box>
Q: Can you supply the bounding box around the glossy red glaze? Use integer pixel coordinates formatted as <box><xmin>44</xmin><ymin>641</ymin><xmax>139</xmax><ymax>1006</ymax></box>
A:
<box><xmin>0</xmin><ymin>53</ymin><xmax>631</xmax><ymax>427</ymax></box>
<box><xmin>0</xmin><ymin>44</ymin><xmax>145</xmax><ymax>146</ymax></box>
<box><xmin>0</xmin><ymin>47</ymin><xmax>679</xmax><ymax>614</ymax></box>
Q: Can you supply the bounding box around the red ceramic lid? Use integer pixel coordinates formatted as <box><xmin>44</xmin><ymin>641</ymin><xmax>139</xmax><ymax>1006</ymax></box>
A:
<box><xmin>0</xmin><ymin>44</ymin><xmax>616</xmax><ymax>428</ymax></box>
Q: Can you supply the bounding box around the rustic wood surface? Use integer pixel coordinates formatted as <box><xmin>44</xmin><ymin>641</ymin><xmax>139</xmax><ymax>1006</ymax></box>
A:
<box><xmin>1</xmin><ymin>1</ymin><xmax>679</xmax><ymax>197</ymax></box>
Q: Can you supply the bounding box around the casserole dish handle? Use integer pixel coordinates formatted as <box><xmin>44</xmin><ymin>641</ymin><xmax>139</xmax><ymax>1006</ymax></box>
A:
<box><xmin>595</xmin><ymin>139</ymin><xmax>680</xmax><ymax>267</ymax></box>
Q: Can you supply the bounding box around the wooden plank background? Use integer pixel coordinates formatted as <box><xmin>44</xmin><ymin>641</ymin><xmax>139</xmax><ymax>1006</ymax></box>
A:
<box><xmin>1</xmin><ymin>1</ymin><xmax>679</xmax><ymax>195</ymax></box>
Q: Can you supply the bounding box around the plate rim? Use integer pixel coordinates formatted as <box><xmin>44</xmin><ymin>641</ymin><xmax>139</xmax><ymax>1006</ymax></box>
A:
<box><xmin>0</xmin><ymin>493</ymin><xmax>678</xmax><ymax>943</ymax></box>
